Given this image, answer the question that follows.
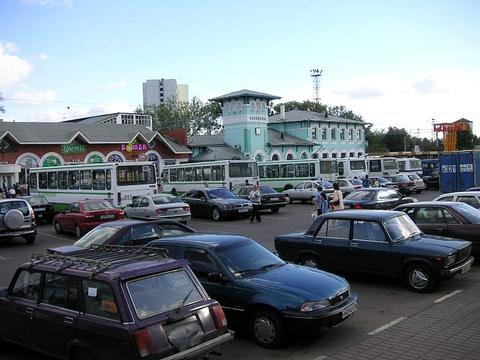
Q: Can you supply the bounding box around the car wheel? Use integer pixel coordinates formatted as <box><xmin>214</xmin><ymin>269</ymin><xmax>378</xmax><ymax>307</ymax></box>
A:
<box><xmin>310</xmin><ymin>196</ymin><xmax>316</xmax><ymax>203</ymax></box>
<box><xmin>73</xmin><ymin>348</ymin><xmax>98</xmax><ymax>360</ymax></box>
<box><xmin>270</xmin><ymin>207</ymin><xmax>279</xmax><ymax>214</ymax></box>
<box><xmin>212</xmin><ymin>207</ymin><xmax>221</xmax><ymax>221</ymax></box>
<box><xmin>250</xmin><ymin>309</ymin><xmax>285</xmax><ymax>348</ymax></box>
<box><xmin>24</xmin><ymin>235</ymin><xmax>36</xmax><ymax>244</ymax></box>
<box><xmin>284</xmin><ymin>194</ymin><xmax>292</xmax><ymax>204</ymax></box>
<box><xmin>54</xmin><ymin>220</ymin><xmax>63</xmax><ymax>234</ymax></box>
<box><xmin>75</xmin><ymin>224</ymin><xmax>82</xmax><ymax>238</ymax></box>
<box><xmin>404</xmin><ymin>263</ymin><xmax>435</xmax><ymax>293</ymax></box>
<box><xmin>300</xmin><ymin>254</ymin><xmax>319</xmax><ymax>269</ymax></box>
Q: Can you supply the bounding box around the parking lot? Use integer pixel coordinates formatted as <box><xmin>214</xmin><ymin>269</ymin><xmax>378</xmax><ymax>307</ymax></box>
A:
<box><xmin>1</xmin><ymin>189</ymin><xmax>479</xmax><ymax>359</ymax></box>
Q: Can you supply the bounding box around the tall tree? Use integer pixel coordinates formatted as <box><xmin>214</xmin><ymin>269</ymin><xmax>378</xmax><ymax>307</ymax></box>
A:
<box><xmin>383</xmin><ymin>127</ymin><xmax>411</xmax><ymax>152</ymax></box>
<box><xmin>328</xmin><ymin>105</ymin><xmax>364</xmax><ymax>122</ymax></box>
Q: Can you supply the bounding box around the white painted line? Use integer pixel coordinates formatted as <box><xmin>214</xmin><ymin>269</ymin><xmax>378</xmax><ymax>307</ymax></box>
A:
<box><xmin>433</xmin><ymin>290</ymin><xmax>462</xmax><ymax>303</ymax></box>
<box><xmin>0</xmin><ymin>256</ymin><xmax>13</xmax><ymax>261</ymax></box>
<box><xmin>38</xmin><ymin>231</ymin><xmax>73</xmax><ymax>242</ymax></box>
<box><xmin>311</xmin><ymin>356</ymin><xmax>327</xmax><ymax>360</ymax></box>
<box><xmin>368</xmin><ymin>317</ymin><xmax>407</xmax><ymax>335</ymax></box>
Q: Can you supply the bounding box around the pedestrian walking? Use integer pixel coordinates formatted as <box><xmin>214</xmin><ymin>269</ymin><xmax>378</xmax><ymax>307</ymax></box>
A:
<box><xmin>249</xmin><ymin>184</ymin><xmax>262</xmax><ymax>223</ymax></box>
<box><xmin>330</xmin><ymin>182</ymin><xmax>344</xmax><ymax>211</ymax></box>
<box><xmin>362</xmin><ymin>175</ymin><xmax>372</xmax><ymax>188</ymax></box>
<box><xmin>313</xmin><ymin>185</ymin><xmax>324</xmax><ymax>216</ymax></box>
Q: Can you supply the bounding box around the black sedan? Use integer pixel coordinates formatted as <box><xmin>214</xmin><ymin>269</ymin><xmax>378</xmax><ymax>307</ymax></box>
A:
<box><xmin>21</xmin><ymin>195</ymin><xmax>55</xmax><ymax>223</ymax></box>
<box><xmin>343</xmin><ymin>188</ymin><xmax>417</xmax><ymax>210</ymax></box>
<box><xmin>394</xmin><ymin>201</ymin><xmax>480</xmax><ymax>256</ymax></box>
<box><xmin>275</xmin><ymin>210</ymin><xmax>473</xmax><ymax>292</ymax></box>
<box><xmin>48</xmin><ymin>219</ymin><xmax>196</xmax><ymax>255</ymax></box>
<box><xmin>182</xmin><ymin>187</ymin><xmax>252</xmax><ymax>221</ymax></box>
<box><xmin>146</xmin><ymin>234</ymin><xmax>358</xmax><ymax>348</ymax></box>
<box><xmin>232</xmin><ymin>184</ymin><xmax>288</xmax><ymax>213</ymax></box>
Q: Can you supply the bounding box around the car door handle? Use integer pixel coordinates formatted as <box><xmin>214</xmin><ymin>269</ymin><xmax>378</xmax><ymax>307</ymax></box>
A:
<box><xmin>25</xmin><ymin>307</ymin><xmax>34</xmax><ymax>317</ymax></box>
<box><xmin>64</xmin><ymin>316</ymin><xmax>74</xmax><ymax>325</ymax></box>
<box><xmin>350</xmin><ymin>242</ymin><xmax>358</xmax><ymax>247</ymax></box>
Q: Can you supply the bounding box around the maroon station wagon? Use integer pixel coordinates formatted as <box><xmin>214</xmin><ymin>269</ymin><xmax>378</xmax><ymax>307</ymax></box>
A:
<box><xmin>0</xmin><ymin>246</ymin><xmax>233</xmax><ymax>360</ymax></box>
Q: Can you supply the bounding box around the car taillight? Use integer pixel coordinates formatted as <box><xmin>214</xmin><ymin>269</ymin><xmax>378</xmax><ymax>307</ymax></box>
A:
<box><xmin>353</xmin><ymin>204</ymin><xmax>363</xmax><ymax>209</ymax></box>
<box><xmin>182</xmin><ymin>205</ymin><xmax>190</xmax><ymax>211</ymax></box>
<box><xmin>134</xmin><ymin>328</ymin><xmax>155</xmax><ymax>358</ymax></box>
<box><xmin>156</xmin><ymin>208</ymin><xmax>167</xmax><ymax>214</ymax></box>
<box><xmin>211</xmin><ymin>304</ymin><xmax>227</xmax><ymax>329</ymax></box>
<box><xmin>31</xmin><ymin>212</ymin><xmax>35</xmax><ymax>221</ymax></box>
<box><xmin>118</xmin><ymin>210</ymin><xmax>125</xmax><ymax>217</ymax></box>
<box><xmin>85</xmin><ymin>214</ymin><xmax>94</xmax><ymax>220</ymax></box>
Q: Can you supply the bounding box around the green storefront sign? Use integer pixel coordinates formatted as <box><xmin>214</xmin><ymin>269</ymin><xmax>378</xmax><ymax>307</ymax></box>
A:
<box><xmin>61</xmin><ymin>144</ymin><xmax>87</xmax><ymax>155</ymax></box>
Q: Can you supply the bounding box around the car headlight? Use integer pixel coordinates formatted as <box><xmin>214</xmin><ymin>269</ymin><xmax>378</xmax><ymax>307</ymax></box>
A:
<box><xmin>446</xmin><ymin>253</ymin><xmax>456</xmax><ymax>267</ymax></box>
<box><xmin>300</xmin><ymin>300</ymin><xmax>330</xmax><ymax>312</ymax></box>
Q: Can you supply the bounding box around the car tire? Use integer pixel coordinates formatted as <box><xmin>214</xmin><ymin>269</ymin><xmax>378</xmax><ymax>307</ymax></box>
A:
<box><xmin>54</xmin><ymin>220</ymin><xmax>63</xmax><ymax>234</ymax></box>
<box><xmin>73</xmin><ymin>348</ymin><xmax>98</xmax><ymax>360</ymax></box>
<box><xmin>270</xmin><ymin>208</ymin><xmax>279</xmax><ymax>214</ymax></box>
<box><xmin>404</xmin><ymin>263</ymin><xmax>436</xmax><ymax>293</ymax></box>
<box><xmin>310</xmin><ymin>196</ymin><xmax>316</xmax><ymax>203</ymax></box>
<box><xmin>299</xmin><ymin>254</ymin><xmax>320</xmax><ymax>269</ymax></box>
<box><xmin>24</xmin><ymin>235</ymin><xmax>36</xmax><ymax>244</ymax></box>
<box><xmin>75</xmin><ymin>224</ymin><xmax>82</xmax><ymax>238</ymax></box>
<box><xmin>284</xmin><ymin>195</ymin><xmax>293</xmax><ymax>204</ymax></box>
<box><xmin>250</xmin><ymin>309</ymin><xmax>285</xmax><ymax>348</ymax></box>
<box><xmin>212</xmin><ymin>207</ymin><xmax>221</xmax><ymax>221</ymax></box>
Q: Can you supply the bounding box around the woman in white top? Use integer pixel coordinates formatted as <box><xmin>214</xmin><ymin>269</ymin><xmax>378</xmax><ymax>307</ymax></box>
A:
<box><xmin>330</xmin><ymin>182</ymin><xmax>344</xmax><ymax>211</ymax></box>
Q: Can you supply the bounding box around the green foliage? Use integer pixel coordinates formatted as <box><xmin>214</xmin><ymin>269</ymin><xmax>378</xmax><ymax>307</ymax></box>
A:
<box><xmin>457</xmin><ymin>131</ymin><xmax>479</xmax><ymax>150</ymax></box>
<box><xmin>328</xmin><ymin>105</ymin><xmax>363</xmax><ymax>122</ymax></box>
<box><xmin>272</xmin><ymin>100</ymin><xmax>327</xmax><ymax>114</ymax></box>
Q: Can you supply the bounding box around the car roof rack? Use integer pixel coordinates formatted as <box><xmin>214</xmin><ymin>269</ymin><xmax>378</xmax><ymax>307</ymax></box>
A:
<box><xmin>30</xmin><ymin>245</ymin><xmax>169</xmax><ymax>279</ymax></box>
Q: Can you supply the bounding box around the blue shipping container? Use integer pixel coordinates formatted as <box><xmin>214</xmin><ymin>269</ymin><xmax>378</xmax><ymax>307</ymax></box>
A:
<box><xmin>439</xmin><ymin>151</ymin><xmax>480</xmax><ymax>193</ymax></box>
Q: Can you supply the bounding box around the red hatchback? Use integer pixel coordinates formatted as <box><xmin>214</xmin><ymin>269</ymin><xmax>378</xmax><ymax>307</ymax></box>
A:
<box><xmin>54</xmin><ymin>200</ymin><xmax>125</xmax><ymax>238</ymax></box>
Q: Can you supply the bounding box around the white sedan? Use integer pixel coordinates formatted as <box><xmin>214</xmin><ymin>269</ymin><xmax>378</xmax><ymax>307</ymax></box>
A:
<box><xmin>124</xmin><ymin>194</ymin><xmax>191</xmax><ymax>223</ymax></box>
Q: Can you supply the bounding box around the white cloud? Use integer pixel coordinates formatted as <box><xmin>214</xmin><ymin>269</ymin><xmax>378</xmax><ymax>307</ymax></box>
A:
<box><xmin>98</xmin><ymin>81</ymin><xmax>128</xmax><ymax>92</ymax></box>
<box><xmin>38</xmin><ymin>52</ymin><xmax>49</xmax><ymax>61</ymax></box>
<box><xmin>0</xmin><ymin>42</ymin><xmax>32</xmax><ymax>90</ymax></box>
<box><xmin>21</xmin><ymin>0</ymin><xmax>73</xmax><ymax>6</ymax></box>
<box><xmin>11</xmin><ymin>90</ymin><xmax>56</xmax><ymax>104</ymax></box>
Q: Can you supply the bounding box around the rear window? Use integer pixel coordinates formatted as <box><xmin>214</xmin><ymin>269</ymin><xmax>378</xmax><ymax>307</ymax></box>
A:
<box><xmin>260</xmin><ymin>186</ymin><xmax>276</xmax><ymax>194</ymax></box>
<box><xmin>127</xmin><ymin>269</ymin><xmax>203</xmax><ymax>319</ymax></box>
<box><xmin>81</xmin><ymin>201</ymin><xmax>115</xmax><ymax>211</ymax></box>
<box><xmin>345</xmin><ymin>191</ymin><xmax>375</xmax><ymax>200</ymax></box>
<box><xmin>152</xmin><ymin>195</ymin><xmax>182</xmax><ymax>205</ymax></box>
<box><xmin>0</xmin><ymin>201</ymin><xmax>29</xmax><ymax>216</ymax></box>
<box><xmin>453</xmin><ymin>202</ymin><xmax>480</xmax><ymax>223</ymax></box>
<box><xmin>207</xmin><ymin>188</ymin><xmax>236</xmax><ymax>199</ymax></box>
<box><xmin>25</xmin><ymin>196</ymin><xmax>49</xmax><ymax>206</ymax></box>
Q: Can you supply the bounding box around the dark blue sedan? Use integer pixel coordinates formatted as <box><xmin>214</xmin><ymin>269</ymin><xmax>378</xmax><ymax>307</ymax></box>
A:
<box><xmin>146</xmin><ymin>234</ymin><xmax>358</xmax><ymax>348</ymax></box>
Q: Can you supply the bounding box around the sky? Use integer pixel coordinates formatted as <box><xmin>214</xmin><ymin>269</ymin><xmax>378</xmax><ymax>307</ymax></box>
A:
<box><xmin>1</xmin><ymin>0</ymin><xmax>479</xmax><ymax>137</ymax></box>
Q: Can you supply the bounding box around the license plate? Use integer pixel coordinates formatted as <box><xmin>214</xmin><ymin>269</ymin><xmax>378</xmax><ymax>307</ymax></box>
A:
<box><xmin>100</xmin><ymin>214</ymin><xmax>115</xmax><ymax>219</ymax></box>
<box><xmin>36</xmin><ymin>207</ymin><xmax>46</xmax><ymax>211</ymax></box>
<box><xmin>38</xmin><ymin>214</ymin><xmax>43</xmax><ymax>218</ymax></box>
<box><xmin>341</xmin><ymin>302</ymin><xmax>357</xmax><ymax>319</ymax></box>
<box><xmin>270</xmin><ymin>197</ymin><xmax>279</xmax><ymax>201</ymax></box>
<box><xmin>238</xmin><ymin>208</ymin><xmax>248</xmax><ymax>213</ymax></box>
<box><xmin>461</xmin><ymin>261</ymin><xmax>472</xmax><ymax>274</ymax></box>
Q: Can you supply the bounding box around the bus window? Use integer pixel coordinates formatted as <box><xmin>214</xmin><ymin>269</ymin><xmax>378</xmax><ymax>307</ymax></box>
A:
<box><xmin>398</xmin><ymin>160</ymin><xmax>406</xmax><ymax>172</ymax></box>
<box><xmin>309</xmin><ymin>163</ymin><xmax>315</xmax><ymax>177</ymax></box>
<box><xmin>29</xmin><ymin>174</ymin><xmax>38</xmax><ymax>190</ymax></box>
<box><xmin>106</xmin><ymin>169</ymin><xmax>111</xmax><ymax>190</ymax></box>
<box><xmin>369</xmin><ymin>160</ymin><xmax>381</xmax><ymax>173</ymax></box>
<box><xmin>80</xmin><ymin>170</ymin><xmax>93</xmax><ymax>190</ymax></box>
<box><xmin>212</xmin><ymin>165</ymin><xmax>224</xmax><ymax>181</ymax></box>
<box><xmin>68</xmin><ymin>171</ymin><xmax>80</xmax><ymax>190</ymax></box>
<box><xmin>338</xmin><ymin>162</ymin><xmax>345</xmax><ymax>177</ymax></box>
<box><xmin>117</xmin><ymin>165</ymin><xmax>155</xmax><ymax>186</ymax></box>
<box><xmin>184</xmin><ymin>168</ymin><xmax>193</xmax><ymax>182</ymax></box>
<box><xmin>169</xmin><ymin>169</ymin><xmax>176</xmax><ymax>182</ymax></box>
<box><xmin>259</xmin><ymin>165</ymin><xmax>265</xmax><ymax>179</ymax></box>
<box><xmin>280</xmin><ymin>165</ymin><xmax>288</xmax><ymax>178</ymax></box>
<box><xmin>194</xmin><ymin>168</ymin><xmax>202</xmax><ymax>181</ymax></box>
<box><xmin>39</xmin><ymin>173</ymin><xmax>48</xmax><ymax>189</ymax></box>
<box><xmin>295</xmin><ymin>164</ymin><xmax>309</xmax><ymax>177</ymax></box>
<box><xmin>350</xmin><ymin>160</ymin><xmax>366</xmax><ymax>170</ymax></box>
<box><xmin>266</xmin><ymin>165</ymin><xmax>279</xmax><ymax>178</ymax></box>
<box><xmin>93</xmin><ymin>169</ymin><xmax>106</xmax><ymax>190</ymax></box>
<box><xmin>202</xmin><ymin>167</ymin><xmax>211</xmax><ymax>181</ymax></box>
<box><xmin>383</xmin><ymin>159</ymin><xmax>397</xmax><ymax>170</ymax></box>
<box><xmin>48</xmin><ymin>172</ymin><xmax>57</xmax><ymax>189</ymax></box>
<box><xmin>177</xmin><ymin>168</ymin><xmax>184</xmax><ymax>181</ymax></box>
<box><xmin>58</xmin><ymin>171</ymin><xmax>68</xmax><ymax>190</ymax></box>
<box><xmin>229</xmin><ymin>162</ymin><xmax>257</xmax><ymax>177</ymax></box>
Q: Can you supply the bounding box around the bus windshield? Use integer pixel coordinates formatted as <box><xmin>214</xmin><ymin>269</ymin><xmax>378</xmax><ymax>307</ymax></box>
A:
<box><xmin>383</xmin><ymin>159</ymin><xmax>397</xmax><ymax>170</ymax></box>
<box><xmin>117</xmin><ymin>165</ymin><xmax>156</xmax><ymax>186</ymax></box>
<box><xmin>229</xmin><ymin>162</ymin><xmax>258</xmax><ymax>178</ymax></box>
<box><xmin>350</xmin><ymin>160</ymin><xmax>366</xmax><ymax>170</ymax></box>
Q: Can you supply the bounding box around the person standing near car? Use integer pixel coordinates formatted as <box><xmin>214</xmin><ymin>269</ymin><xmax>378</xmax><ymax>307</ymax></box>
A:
<box><xmin>330</xmin><ymin>182</ymin><xmax>344</xmax><ymax>211</ymax></box>
<box><xmin>362</xmin><ymin>175</ymin><xmax>371</xmax><ymax>188</ymax></box>
<box><xmin>249</xmin><ymin>184</ymin><xmax>262</xmax><ymax>223</ymax></box>
<box><xmin>314</xmin><ymin>185</ymin><xmax>324</xmax><ymax>216</ymax></box>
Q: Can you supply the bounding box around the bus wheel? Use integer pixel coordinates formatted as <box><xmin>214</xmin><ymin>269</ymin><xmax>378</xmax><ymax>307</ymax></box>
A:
<box><xmin>212</xmin><ymin>207</ymin><xmax>221</xmax><ymax>221</ymax></box>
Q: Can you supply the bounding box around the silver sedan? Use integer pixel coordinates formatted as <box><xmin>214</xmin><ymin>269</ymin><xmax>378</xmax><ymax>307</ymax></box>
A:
<box><xmin>124</xmin><ymin>194</ymin><xmax>191</xmax><ymax>223</ymax></box>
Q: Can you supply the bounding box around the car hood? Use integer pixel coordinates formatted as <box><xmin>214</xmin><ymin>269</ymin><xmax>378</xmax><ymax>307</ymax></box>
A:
<box><xmin>240</xmin><ymin>263</ymin><xmax>349</xmax><ymax>301</ymax></box>
<box><xmin>47</xmin><ymin>245</ymin><xmax>86</xmax><ymax>255</ymax></box>
<box><xmin>402</xmin><ymin>235</ymin><xmax>470</xmax><ymax>253</ymax></box>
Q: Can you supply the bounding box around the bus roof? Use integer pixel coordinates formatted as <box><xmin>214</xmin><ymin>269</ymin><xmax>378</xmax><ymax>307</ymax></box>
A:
<box><xmin>30</xmin><ymin>161</ymin><xmax>156</xmax><ymax>172</ymax></box>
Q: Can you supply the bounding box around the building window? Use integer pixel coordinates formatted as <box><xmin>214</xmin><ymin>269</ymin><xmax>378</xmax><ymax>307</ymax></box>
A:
<box><xmin>357</xmin><ymin>129</ymin><xmax>362</xmax><ymax>140</ymax></box>
<box><xmin>341</xmin><ymin>152</ymin><xmax>347</xmax><ymax>158</ymax></box>
<box><xmin>322</xmin><ymin>153</ymin><xmax>328</xmax><ymax>159</ymax></box>
<box><xmin>331</xmin><ymin>129</ymin><xmax>336</xmax><ymax>140</ymax></box>
<box><xmin>349</xmin><ymin>129</ymin><xmax>354</xmax><ymax>140</ymax></box>
<box><xmin>301</xmin><ymin>152</ymin><xmax>308</xmax><ymax>159</ymax></box>
<box><xmin>332</xmin><ymin>153</ymin><xmax>337</xmax><ymax>158</ymax></box>
<box><xmin>312</xmin><ymin>127</ymin><xmax>317</xmax><ymax>140</ymax></box>
<box><xmin>255</xmin><ymin>127</ymin><xmax>261</xmax><ymax>135</ymax></box>
<box><xmin>272</xmin><ymin>154</ymin><xmax>279</xmax><ymax>161</ymax></box>
<box><xmin>321</xmin><ymin>128</ymin><xmax>327</xmax><ymax>140</ymax></box>
<box><xmin>349</xmin><ymin>152</ymin><xmax>355</xmax><ymax>157</ymax></box>
<box><xmin>358</xmin><ymin>152</ymin><xmax>363</xmax><ymax>157</ymax></box>
<box><xmin>312</xmin><ymin>153</ymin><xmax>318</xmax><ymax>159</ymax></box>
<box><xmin>340</xmin><ymin>129</ymin><xmax>345</xmax><ymax>141</ymax></box>
<box><xmin>286</xmin><ymin>153</ymin><xmax>294</xmax><ymax>160</ymax></box>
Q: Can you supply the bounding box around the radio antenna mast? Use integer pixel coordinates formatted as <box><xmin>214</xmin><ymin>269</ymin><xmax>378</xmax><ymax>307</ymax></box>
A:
<box><xmin>310</xmin><ymin>68</ymin><xmax>323</xmax><ymax>103</ymax></box>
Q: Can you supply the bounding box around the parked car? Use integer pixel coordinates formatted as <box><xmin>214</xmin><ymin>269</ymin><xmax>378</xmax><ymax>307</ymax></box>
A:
<box><xmin>335</xmin><ymin>178</ymin><xmax>361</xmax><ymax>197</ymax></box>
<box><xmin>383</xmin><ymin>174</ymin><xmax>416</xmax><ymax>195</ymax></box>
<box><xmin>146</xmin><ymin>234</ymin><xmax>358</xmax><ymax>348</ymax></box>
<box><xmin>283</xmin><ymin>181</ymin><xmax>333</xmax><ymax>203</ymax></box>
<box><xmin>54</xmin><ymin>199</ymin><xmax>126</xmax><ymax>238</ymax></box>
<box><xmin>21</xmin><ymin>195</ymin><xmax>55</xmax><ymax>223</ymax></box>
<box><xmin>48</xmin><ymin>219</ymin><xmax>196</xmax><ymax>255</ymax></box>
<box><xmin>368</xmin><ymin>176</ymin><xmax>396</xmax><ymax>189</ymax></box>
<box><xmin>401</xmin><ymin>173</ymin><xmax>426</xmax><ymax>193</ymax></box>
<box><xmin>124</xmin><ymin>194</ymin><xmax>190</xmax><ymax>223</ymax></box>
<box><xmin>394</xmin><ymin>201</ymin><xmax>480</xmax><ymax>255</ymax></box>
<box><xmin>343</xmin><ymin>188</ymin><xmax>417</xmax><ymax>210</ymax></box>
<box><xmin>181</xmin><ymin>188</ymin><xmax>252</xmax><ymax>221</ymax></box>
<box><xmin>0</xmin><ymin>246</ymin><xmax>233</xmax><ymax>360</ymax></box>
<box><xmin>466</xmin><ymin>187</ymin><xmax>480</xmax><ymax>191</ymax></box>
<box><xmin>274</xmin><ymin>210</ymin><xmax>474</xmax><ymax>292</ymax></box>
<box><xmin>0</xmin><ymin>199</ymin><xmax>36</xmax><ymax>244</ymax></box>
<box><xmin>433</xmin><ymin>191</ymin><xmax>480</xmax><ymax>210</ymax></box>
<box><xmin>232</xmin><ymin>184</ymin><xmax>288</xmax><ymax>213</ymax></box>
<box><xmin>422</xmin><ymin>171</ymin><xmax>440</xmax><ymax>190</ymax></box>
<box><xmin>350</xmin><ymin>178</ymin><xmax>364</xmax><ymax>188</ymax></box>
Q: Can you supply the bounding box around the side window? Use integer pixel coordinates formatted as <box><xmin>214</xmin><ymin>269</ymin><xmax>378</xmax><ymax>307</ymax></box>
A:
<box><xmin>442</xmin><ymin>209</ymin><xmax>460</xmax><ymax>224</ymax></box>
<box><xmin>339</xmin><ymin>180</ymin><xmax>347</xmax><ymax>187</ymax></box>
<box><xmin>294</xmin><ymin>183</ymin><xmax>304</xmax><ymax>189</ymax></box>
<box><xmin>42</xmin><ymin>274</ymin><xmax>80</xmax><ymax>311</ymax></box>
<box><xmin>71</xmin><ymin>203</ymin><xmax>80</xmax><ymax>213</ymax></box>
<box><xmin>140</xmin><ymin>198</ymin><xmax>150</xmax><ymax>207</ymax></box>
<box><xmin>400</xmin><ymin>207</ymin><xmax>416</xmax><ymax>221</ymax></box>
<box><xmin>323</xmin><ymin>219</ymin><xmax>351</xmax><ymax>239</ymax></box>
<box><xmin>316</xmin><ymin>220</ymin><xmax>328</xmax><ymax>237</ymax></box>
<box><xmin>456</xmin><ymin>196</ymin><xmax>480</xmax><ymax>209</ymax></box>
<box><xmin>416</xmin><ymin>208</ymin><xmax>445</xmax><ymax>224</ymax></box>
<box><xmin>186</xmin><ymin>249</ymin><xmax>220</xmax><ymax>280</ymax></box>
<box><xmin>115</xmin><ymin>229</ymin><xmax>131</xmax><ymax>245</ymax></box>
<box><xmin>11</xmin><ymin>271</ymin><xmax>42</xmax><ymax>302</ymax></box>
<box><xmin>131</xmin><ymin>224</ymin><xmax>161</xmax><ymax>242</ymax></box>
<box><xmin>82</xmin><ymin>280</ymin><xmax>120</xmax><ymax>321</ymax></box>
<box><xmin>305</xmin><ymin>183</ymin><xmax>312</xmax><ymax>189</ymax></box>
<box><xmin>438</xmin><ymin>195</ymin><xmax>454</xmax><ymax>202</ymax></box>
<box><xmin>353</xmin><ymin>221</ymin><xmax>386</xmax><ymax>242</ymax></box>
<box><xmin>131</xmin><ymin>197</ymin><xmax>142</xmax><ymax>208</ymax></box>
<box><xmin>162</xmin><ymin>245</ymin><xmax>183</xmax><ymax>259</ymax></box>
<box><xmin>68</xmin><ymin>171</ymin><xmax>80</xmax><ymax>190</ymax></box>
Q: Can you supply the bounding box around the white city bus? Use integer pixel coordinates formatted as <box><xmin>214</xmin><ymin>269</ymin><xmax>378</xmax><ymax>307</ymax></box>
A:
<box><xmin>337</xmin><ymin>158</ymin><xmax>368</xmax><ymax>179</ymax></box>
<box><xmin>29</xmin><ymin>161</ymin><xmax>158</xmax><ymax>210</ymax></box>
<box><xmin>258</xmin><ymin>159</ymin><xmax>338</xmax><ymax>190</ymax></box>
<box><xmin>397</xmin><ymin>157</ymin><xmax>422</xmax><ymax>175</ymax></box>
<box><xmin>366</xmin><ymin>156</ymin><xmax>399</xmax><ymax>177</ymax></box>
<box><xmin>161</xmin><ymin>160</ymin><xmax>259</xmax><ymax>193</ymax></box>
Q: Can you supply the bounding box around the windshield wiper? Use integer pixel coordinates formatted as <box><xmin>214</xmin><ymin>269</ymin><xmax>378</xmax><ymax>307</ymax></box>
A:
<box><xmin>235</xmin><ymin>263</ymin><xmax>282</xmax><ymax>276</ymax></box>
<box><xmin>259</xmin><ymin>263</ymin><xmax>282</xmax><ymax>270</ymax></box>
<box><xmin>179</xmin><ymin>289</ymin><xmax>193</xmax><ymax>308</ymax></box>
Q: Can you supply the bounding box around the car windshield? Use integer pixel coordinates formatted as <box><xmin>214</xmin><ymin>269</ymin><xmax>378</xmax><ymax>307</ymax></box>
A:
<box><xmin>127</xmin><ymin>269</ymin><xmax>203</xmax><ymax>319</ymax></box>
<box><xmin>350</xmin><ymin>179</ymin><xmax>363</xmax><ymax>186</ymax></box>
<box><xmin>260</xmin><ymin>186</ymin><xmax>277</xmax><ymax>194</ymax></box>
<box><xmin>376</xmin><ymin>177</ymin><xmax>389</xmax><ymax>184</ymax></box>
<box><xmin>25</xmin><ymin>196</ymin><xmax>49</xmax><ymax>206</ymax></box>
<box><xmin>345</xmin><ymin>191</ymin><xmax>375</xmax><ymax>200</ymax></box>
<box><xmin>152</xmin><ymin>194</ymin><xmax>181</xmax><ymax>204</ymax></box>
<box><xmin>207</xmin><ymin>188</ymin><xmax>237</xmax><ymax>199</ymax></box>
<box><xmin>215</xmin><ymin>239</ymin><xmax>285</xmax><ymax>277</ymax></box>
<box><xmin>392</xmin><ymin>175</ymin><xmax>410</xmax><ymax>182</ymax></box>
<box><xmin>384</xmin><ymin>214</ymin><xmax>422</xmax><ymax>242</ymax></box>
<box><xmin>453</xmin><ymin>202</ymin><xmax>480</xmax><ymax>223</ymax></box>
<box><xmin>408</xmin><ymin>174</ymin><xmax>421</xmax><ymax>180</ymax></box>
<box><xmin>319</xmin><ymin>181</ymin><xmax>333</xmax><ymax>189</ymax></box>
<box><xmin>82</xmin><ymin>200</ymin><xmax>115</xmax><ymax>211</ymax></box>
<box><xmin>74</xmin><ymin>226</ymin><xmax>121</xmax><ymax>247</ymax></box>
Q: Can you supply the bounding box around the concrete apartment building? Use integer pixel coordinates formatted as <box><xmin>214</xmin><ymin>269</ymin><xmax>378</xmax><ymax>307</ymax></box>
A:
<box><xmin>142</xmin><ymin>79</ymin><xmax>189</xmax><ymax>108</ymax></box>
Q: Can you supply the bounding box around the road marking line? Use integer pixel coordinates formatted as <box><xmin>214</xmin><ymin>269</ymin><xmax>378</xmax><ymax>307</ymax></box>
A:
<box><xmin>311</xmin><ymin>356</ymin><xmax>327</xmax><ymax>360</ymax></box>
<box><xmin>0</xmin><ymin>256</ymin><xmax>13</xmax><ymax>261</ymax></box>
<box><xmin>434</xmin><ymin>290</ymin><xmax>462</xmax><ymax>303</ymax></box>
<box><xmin>38</xmin><ymin>231</ymin><xmax>73</xmax><ymax>242</ymax></box>
<box><xmin>368</xmin><ymin>317</ymin><xmax>407</xmax><ymax>335</ymax></box>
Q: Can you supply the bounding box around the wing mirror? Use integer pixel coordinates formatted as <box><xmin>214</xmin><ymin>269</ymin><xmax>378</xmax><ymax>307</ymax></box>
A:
<box><xmin>207</xmin><ymin>272</ymin><xmax>228</xmax><ymax>283</ymax></box>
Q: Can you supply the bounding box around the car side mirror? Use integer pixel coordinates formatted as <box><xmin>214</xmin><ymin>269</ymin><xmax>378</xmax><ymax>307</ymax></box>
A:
<box><xmin>207</xmin><ymin>272</ymin><xmax>228</xmax><ymax>283</ymax></box>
